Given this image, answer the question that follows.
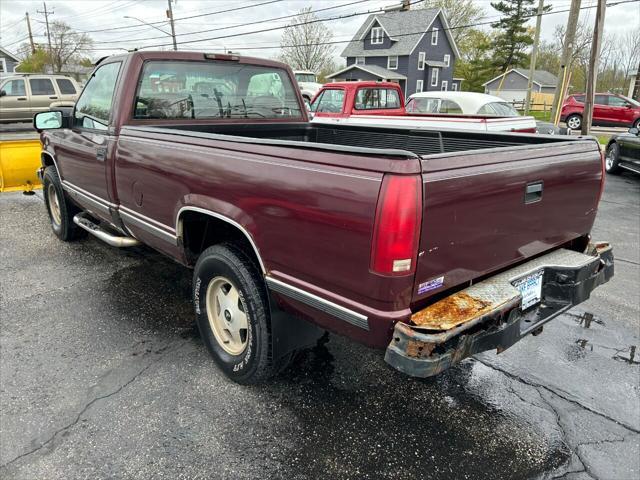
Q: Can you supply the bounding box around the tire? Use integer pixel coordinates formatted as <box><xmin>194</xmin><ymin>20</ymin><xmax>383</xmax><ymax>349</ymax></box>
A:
<box><xmin>42</xmin><ymin>166</ymin><xmax>86</xmax><ymax>241</ymax></box>
<box><xmin>633</xmin><ymin>118</ymin><xmax>640</xmax><ymax>130</ymax></box>
<box><xmin>566</xmin><ymin>114</ymin><xmax>582</xmax><ymax>130</ymax></box>
<box><xmin>605</xmin><ymin>142</ymin><xmax>622</xmax><ymax>174</ymax></box>
<box><xmin>193</xmin><ymin>244</ymin><xmax>278</xmax><ymax>384</ymax></box>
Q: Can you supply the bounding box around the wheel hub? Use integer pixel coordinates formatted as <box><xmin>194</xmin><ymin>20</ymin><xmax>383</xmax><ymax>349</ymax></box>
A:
<box><xmin>205</xmin><ymin>276</ymin><xmax>248</xmax><ymax>355</ymax></box>
<box><xmin>47</xmin><ymin>184</ymin><xmax>62</xmax><ymax>226</ymax></box>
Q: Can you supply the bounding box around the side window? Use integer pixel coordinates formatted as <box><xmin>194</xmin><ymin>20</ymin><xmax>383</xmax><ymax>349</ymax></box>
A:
<box><xmin>56</xmin><ymin>78</ymin><xmax>77</xmax><ymax>95</ymax></box>
<box><xmin>74</xmin><ymin>62</ymin><xmax>121</xmax><ymax>130</ymax></box>
<box><xmin>312</xmin><ymin>89</ymin><xmax>345</xmax><ymax>113</ymax></box>
<box><xmin>29</xmin><ymin>78</ymin><xmax>55</xmax><ymax>95</ymax></box>
<box><xmin>608</xmin><ymin>96</ymin><xmax>628</xmax><ymax>107</ymax></box>
<box><xmin>1</xmin><ymin>79</ymin><xmax>26</xmax><ymax>96</ymax></box>
<box><xmin>574</xmin><ymin>95</ymin><xmax>585</xmax><ymax>103</ymax></box>
<box><xmin>478</xmin><ymin>104</ymin><xmax>497</xmax><ymax>115</ymax></box>
<box><xmin>440</xmin><ymin>99</ymin><xmax>461</xmax><ymax>113</ymax></box>
<box><xmin>594</xmin><ymin>95</ymin><xmax>608</xmax><ymax>105</ymax></box>
<box><xmin>354</xmin><ymin>88</ymin><xmax>401</xmax><ymax>110</ymax></box>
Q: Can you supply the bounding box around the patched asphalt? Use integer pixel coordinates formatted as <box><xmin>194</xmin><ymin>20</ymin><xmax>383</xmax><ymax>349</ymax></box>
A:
<box><xmin>1</xmin><ymin>172</ymin><xmax>638</xmax><ymax>480</ymax></box>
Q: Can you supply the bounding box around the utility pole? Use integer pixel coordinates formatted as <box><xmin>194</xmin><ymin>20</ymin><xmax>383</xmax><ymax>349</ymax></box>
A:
<box><xmin>581</xmin><ymin>0</ymin><xmax>606</xmax><ymax>135</ymax></box>
<box><xmin>25</xmin><ymin>12</ymin><xmax>36</xmax><ymax>54</ymax></box>
<box><xmin>551</xmin><ymin>0</ymin><xmax>581</xmax><ymax>124</ymax></box>
<box><xmin>166</xmin><ymin>0</ymin><xmax>178</xmax><ymax>51</ymax></box>
<box><xmin>524</xmin><ymin>0</ymin><xmax>544</xmax><ymax>115</ymax></box>
<box><xmin>633</xmin><ymin>60</ymin><xmax>640</xmax><ymax>100</ymax></box>
<box><xmin>36</xmin><ymin>2</ymin><xmax>53</xmax><ymax>72</ymax></box>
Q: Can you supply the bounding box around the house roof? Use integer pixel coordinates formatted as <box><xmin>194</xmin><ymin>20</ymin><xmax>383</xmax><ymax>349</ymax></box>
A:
<box><xmin>482</xmin><ymin>68</ymin><xmax>558</xmax><ymax>87</ymax></box>
<box><xmin>0</xmin><ymin>47</ymin><xmax>20</xmax><ymax>62</ymax></box>
<box><xmin>327</xmin><ymin>64</ymin><xmax>407</xmax><ymax>80</ymax></box>
<box><xmin>341</xmin><ymin>8</ymin><xmax>459</xmax><ymax>58</ymax></box>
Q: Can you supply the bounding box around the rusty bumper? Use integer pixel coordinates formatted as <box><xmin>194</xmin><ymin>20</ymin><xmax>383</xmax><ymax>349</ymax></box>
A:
<box><xmin>385</xmin><ymin>243</ymin><xmax>614</xmax><ymax>378</ymax></box>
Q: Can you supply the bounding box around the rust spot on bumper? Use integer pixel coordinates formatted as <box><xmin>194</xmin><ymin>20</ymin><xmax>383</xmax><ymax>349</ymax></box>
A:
<box><xmin>411</xmin><ymin>292</ymin><xmax>493</xmax><ymax>330</ymax></box>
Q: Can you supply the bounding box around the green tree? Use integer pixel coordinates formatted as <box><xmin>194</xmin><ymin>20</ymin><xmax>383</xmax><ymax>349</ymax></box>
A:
<box><xmin>490</xmin><ymin>0</ymin><xmax>550</xmax><ymax>72</ymax></box>
<box><xmin>15</xmin><ymin>46</ymin><xmax>49</xmax><ymax>73</ymax></box>
<box><xmin>420</xmin><ymin>0</ymin><xmax>484</xmax><ymax>45</ymax></box>
<box><xmin>454</xmin><ymin>29</ymin><xmax>495</xmax><ymax>92</ymax></box>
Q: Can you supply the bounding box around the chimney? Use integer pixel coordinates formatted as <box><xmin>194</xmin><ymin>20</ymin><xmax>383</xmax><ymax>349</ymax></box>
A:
<box><xmin>384</xmin><ymin>1</ymin><xmax>410</xmax><ymax>12</ymax></box>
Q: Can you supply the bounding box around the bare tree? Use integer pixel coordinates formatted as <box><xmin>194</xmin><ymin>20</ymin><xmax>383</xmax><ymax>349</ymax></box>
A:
<box><xmin>48</xmin><ymin>21</ymin><xmax>93</xmax><ymax>73</ymax></box>
<box><xmin>279</xmin><ymin>7</ymin><xmax>335</xmax><ymax>73</ymax></box>
<box><xmin>420</xmin><ymin>0</ymin><xmax>484</xmax><ymax>44</ymax></box>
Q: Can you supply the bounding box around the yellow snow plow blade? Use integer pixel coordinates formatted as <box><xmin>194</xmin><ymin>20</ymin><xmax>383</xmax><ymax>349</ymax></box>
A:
<box><xmin>0</xmin><ymin>139</ymin><xmax>42</xmax><ymax>193</ymax></box>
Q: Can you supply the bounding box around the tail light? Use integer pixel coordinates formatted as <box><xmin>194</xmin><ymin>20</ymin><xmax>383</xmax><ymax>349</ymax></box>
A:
<box><xmin>370</xmin><ymin>174</ymin><xmax>422</xmax><ymax>276</ymax></box>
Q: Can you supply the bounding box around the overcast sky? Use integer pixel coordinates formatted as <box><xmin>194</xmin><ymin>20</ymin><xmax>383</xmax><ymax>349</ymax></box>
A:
<box><xmin>1</xmin><ymin>0</ymin><xmax>639</xmax><ymax>64</ymax></box>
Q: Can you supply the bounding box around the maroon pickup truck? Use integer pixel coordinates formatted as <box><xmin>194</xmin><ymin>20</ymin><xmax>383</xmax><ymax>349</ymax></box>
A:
<box><xmin>34</xmin><ymin>51</ymin><xmax>613</xmax><ymax>384</ymax></box>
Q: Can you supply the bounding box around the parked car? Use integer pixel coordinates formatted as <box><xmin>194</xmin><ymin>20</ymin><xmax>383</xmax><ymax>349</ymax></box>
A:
<box><xmin>33</xmin><ymin>51</ymin><xmax>613</xmax><ymax>384</ymax></box>
<box><xmin>311</xmin><ymin>82</ymin><xmax>537</xmax><ymax>133</ymax></box>
<box><xmin>605</xmin><ymin>127</ymin><xmax>640</xmax><ymax>174</ymax></box>
<box><xmin>0</xmin><ymin>73</ymin><xmax>81</xmax><ymax>123</ymax></box>
<box><xmin>407</xmin><ymin>91</ymin><xmax>564</xmax><ymax>135</ymax></box>
<box><xmin>293</xmin><ymin>70</ymin><xmax>322</xmax><ymax>102</ymax></box>
<box><xmin>561</xmin><ymin>93</ymin><xmax>640</xmax><ymax>130</ymax></box>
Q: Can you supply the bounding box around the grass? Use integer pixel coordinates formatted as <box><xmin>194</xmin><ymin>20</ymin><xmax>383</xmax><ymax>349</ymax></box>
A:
<box><xmin>516</xmin><ymin>109</ymin><xmax>552</xmax><ymax>122</ymax></box>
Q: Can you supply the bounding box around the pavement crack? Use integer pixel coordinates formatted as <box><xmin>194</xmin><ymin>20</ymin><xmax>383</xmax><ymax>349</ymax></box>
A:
<box><xmin>474</xmin><ymin>358</ymin><xmax>640</xmax><ymax>435</ymax></box>
<box><xmin>615</xmin><ymin>257</ymin><xmax>640</xmax><ymax>266</ymax></box>
<box><xmin>1</xmin><ymin>339</ymin><xmax>187</xmax><ymax>470</ymax></box>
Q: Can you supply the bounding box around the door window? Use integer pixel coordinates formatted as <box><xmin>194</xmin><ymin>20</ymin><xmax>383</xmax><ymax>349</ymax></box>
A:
<box><xmin>608</xmin><ymin>96</ymin><xmax>628</xmax><ymax>107</ymax></box>
<box><xmin>74</xmin><ymin>62</ymin><xmax>121</xmax><ymax>130</ymax></box>
<box><xmin>594</xmin><ymin>95</ymin><xmax>608</xmax><ymax>105</ymax></box>
<box><xmin>1</xmin><ymin>79</ymin><xmax>26</xmax><ymax>96</ymax></box>
<box><xmin>56</xmin><ymin>78</ymin><xmax>77</xmax><ymax>94</ymax></box>
<box><xmin>312</xmin><ymin>89</ymin><xmax>345</xmax><ymax>113</ymax></box>
<box><xmin>29</xmin><ymin>78</ymin><xmax>55</xmax><ymax>95</ymax></box>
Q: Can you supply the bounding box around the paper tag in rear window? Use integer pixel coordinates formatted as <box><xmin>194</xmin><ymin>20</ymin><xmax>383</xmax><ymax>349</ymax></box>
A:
<box><xmin>513</xmin><ymin>270</ymin><xmax>543</xmax><ymax>310</ymax></box>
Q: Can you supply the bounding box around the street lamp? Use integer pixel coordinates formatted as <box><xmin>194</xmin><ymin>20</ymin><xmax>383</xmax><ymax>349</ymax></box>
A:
<box><xmin>123</xmin><ymin>16</ymin><xmax>176</xmax><ymax>50</ymax></box>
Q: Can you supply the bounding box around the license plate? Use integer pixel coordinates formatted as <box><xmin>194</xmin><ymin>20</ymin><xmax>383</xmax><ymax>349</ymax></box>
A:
<box><xmin>513</xmin><ymin>270</ymin><xmax>543</xmax><ymax>310</ymax></box>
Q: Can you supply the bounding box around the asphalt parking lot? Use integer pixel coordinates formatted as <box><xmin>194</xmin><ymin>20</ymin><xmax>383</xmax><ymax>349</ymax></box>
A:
<box><xmin>1</xmin><ymin>169</ymin><xmax>639</xmax><ymax>479</ymax></box>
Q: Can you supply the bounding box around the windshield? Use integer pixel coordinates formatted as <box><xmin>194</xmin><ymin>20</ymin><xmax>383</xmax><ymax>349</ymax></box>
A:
<box><xmin>619</xmin><ymin>95</ymin><xmax>640</xmax><ymax>107</ymax></box>
<box><xmin>295</xmin><ymin>73</ymin><xmax>316</xmax><ymax>83</ymax></box>
<box><xmin>477</xmin><ymin>101</ymin><xmax>519</xmax><ymax>116</ymax></box>
<box><xmin>134</xmin><ymin>61</ymin><xmax>303</xmax><ymax>120</ymax></box>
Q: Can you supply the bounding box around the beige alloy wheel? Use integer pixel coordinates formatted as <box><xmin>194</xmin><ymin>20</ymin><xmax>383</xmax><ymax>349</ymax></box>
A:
<box><xmin>205</xmin><ymin>276</ymin><xmax>249</xmax><ymax>355</ymax></box>
<box><xmin>47</xmin><ymin>183</ymin><xmax>62</xmax><ymax>225</ymax></box>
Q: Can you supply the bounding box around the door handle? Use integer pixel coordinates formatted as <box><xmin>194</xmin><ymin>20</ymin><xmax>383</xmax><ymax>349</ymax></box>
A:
<box><xmin>96</xmin><ymin>148</ymin><xmax>107</xmax><ymax>162</ymax></box>
<box><xmin>49</xmin><ymin>96</ymin><xmax>58</xmax><ymax>100</ymax></box>
<box><xmin>525</xmin><ymin>181</ymin><xmax>543</xmax><ymax>204</ymax></box>
<box><xmin>17</xmin><ymin>97</ymin><xmax>27</xmax><ymax>101</ymax></box>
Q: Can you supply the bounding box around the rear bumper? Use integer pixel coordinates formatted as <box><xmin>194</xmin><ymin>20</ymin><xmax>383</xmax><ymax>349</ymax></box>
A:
<box><xmin>385</xmin><ymin>243</ymin><xmax>614</xmax><ymax>377</ymax></box>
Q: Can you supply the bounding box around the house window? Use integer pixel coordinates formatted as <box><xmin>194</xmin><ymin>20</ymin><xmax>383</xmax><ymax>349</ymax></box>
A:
<box><xmin>441</xmin><ymin>80</ymin><xmax>448</xmax><ymax>91</ymax></box>
<box><xmin>431</xmin><ymin>27</ymin><xmax>439</xmax><ymax>45</ymax></box>
<box><xmin>431</xmin><ymin>68</ymin><xmax>439</xmax><ymax>87</ymax></box>
<box><xmin>355</xmin><ymin>56</ymin><xmax>365</xmax><ymax>65</ymax></box>
<box><xmin>416</xmin><ymin>79</ymin><xmax>423</xmax><ymax>93</ymax></box>
<box><xmin>387</xmin><ymin>56</ymin><xmax>398</xmax><ymax>70</ymax></box>
<box><xmin>451</xmin><ymin>82</ymin><xmax>458</xmax><ymax>91</ymax></box>
<box><xmin>371</xmin><ymin>27</ymin><xmax>383</xmax><ymax>44</ymax></box>
<box><xmin>444</xmin><ymin>54</ymin><xmax>450</xmax><ymax>68</ymax></box>
<box><xmin>418</xmin><ymin>52</ymin><xmax>425</xmax><ymax>71</ymax></box>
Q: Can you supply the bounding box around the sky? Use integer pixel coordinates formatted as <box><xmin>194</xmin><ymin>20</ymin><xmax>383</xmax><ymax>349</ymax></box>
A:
<box><xmin>1</xmin><ymin>0</ymin><xmax>639</xmax><ymax>65</ymax></box>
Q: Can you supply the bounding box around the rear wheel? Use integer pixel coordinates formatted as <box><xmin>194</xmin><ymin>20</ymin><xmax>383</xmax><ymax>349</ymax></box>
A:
<box><xmin>605</xmin><ymin>142</ymin><xmax>622</xmax><ymax>174</ymax></box>
<box><xmin>42</xmin><ymin>166</ymin><xmax>85</xmax><ymax>241</ymax></box>
<box><xmin>566</xmin><ymin>114</ymin><xmax>582</xmax><ymax>130</ymax></box>
<box><xmin>193</xmin><ymin>244</ymin><xmax>281</xmax><ymax>384</ymax></box>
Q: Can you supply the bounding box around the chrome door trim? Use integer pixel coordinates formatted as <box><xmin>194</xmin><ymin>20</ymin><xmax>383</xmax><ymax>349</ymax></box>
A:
<box><xmin>119</xmin><ymin>209</ymin><xmax>178</xmax><ymax>245</ymax></box>
<box><xmin>265</xmin><ymin>277</ymin><xmax>370</xmax><ymax>331</ymax></box>
<box><xmin>62</xmin><ymin>180</ymin><xmax>112</xmax><ymax>216</ymax></box>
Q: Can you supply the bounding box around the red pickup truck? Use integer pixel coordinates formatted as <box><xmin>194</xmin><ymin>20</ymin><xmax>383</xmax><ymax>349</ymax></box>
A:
<box><xmin>310</xmin><ymin>81</ymin><xmax>537</xmax><ymax>133</ymax></box>
<box><xmin>34</xmin><ymin>51</ymin><xmax>613</xmax><ymax>384</ymax></box>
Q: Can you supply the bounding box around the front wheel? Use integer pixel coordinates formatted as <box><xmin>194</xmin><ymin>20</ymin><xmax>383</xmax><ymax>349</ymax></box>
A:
<box><xmin>193</xmin><ymin>244</ymin><xmax>278</xmax><ymax>384</ymax></box>
<box><xmin>566</xmin><ymin>114</ymin><xmax>582</xmax><ymax>130</ymax></box>
<box><xmin>42</xmin><ymin>166</ymin><xmax>85</xmax><ymax>241</ymax></box>
<box><xmin>605</xmin><ymin>142</ymin><xmax>622</xmax><ymax>174</ymax></box>
<box><xmin>633</xmin><ymin>118</ymin><xmax>640</xmax><ymax>130</ymax></box>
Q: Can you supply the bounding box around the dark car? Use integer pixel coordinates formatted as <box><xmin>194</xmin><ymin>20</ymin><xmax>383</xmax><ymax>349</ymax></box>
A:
<box><xmin>605</xmin><ymin>127</ymin><xmax>640</xmax><ymax>174</ymax></box>
<box><xmin>561</xmin><ymin>93</ymin><xmax>640</xmax><ymax>130</ymax></box>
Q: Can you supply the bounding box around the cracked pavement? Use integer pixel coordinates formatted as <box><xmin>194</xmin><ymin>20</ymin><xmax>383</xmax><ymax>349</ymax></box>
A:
<box><xmin>1</xmin><ymin>172</ymin><xmax>638</xmax><ymax>479</ymax></box>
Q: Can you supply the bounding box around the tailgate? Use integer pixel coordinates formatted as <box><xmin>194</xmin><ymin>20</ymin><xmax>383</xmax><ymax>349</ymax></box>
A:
<box><xmin>412</xmin><ymin>140</ymin><xmax>603</xmax><ymax>303</ymax></box>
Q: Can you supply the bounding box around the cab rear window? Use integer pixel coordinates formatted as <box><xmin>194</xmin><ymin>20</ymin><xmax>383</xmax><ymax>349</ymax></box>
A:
<box><xmin>354</xmin><ymin>88</ymin><xmax>401</xmax><ymax>110</ymax></box>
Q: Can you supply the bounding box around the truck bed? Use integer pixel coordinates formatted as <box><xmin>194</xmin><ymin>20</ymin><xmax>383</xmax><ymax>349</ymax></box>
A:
<box><xmin>145</xmin><ymin>122</ymin><xmax>576</xmax><ymax>158</ymax></box>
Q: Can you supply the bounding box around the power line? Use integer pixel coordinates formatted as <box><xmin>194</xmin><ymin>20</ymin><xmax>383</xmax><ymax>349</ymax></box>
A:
<box><xmin>90</xmin><ymin>0</ymin><xmax>370</xmax><ymax>45</ymax></box>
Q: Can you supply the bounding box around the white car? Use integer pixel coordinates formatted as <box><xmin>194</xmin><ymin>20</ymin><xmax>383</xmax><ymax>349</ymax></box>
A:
<box><xmin>293</xmin><ymin>71</ymin><xmax>322</xmax><ymax>102</ymax></box>
<box><xmin>406</xmin><ymin>91</ymin><xmax>561</xmax><ymax>134</ymax></box>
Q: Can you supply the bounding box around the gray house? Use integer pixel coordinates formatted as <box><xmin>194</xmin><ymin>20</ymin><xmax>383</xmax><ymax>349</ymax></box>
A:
<box><xmin>327</xmin><ymin>7</ymin><xmax>461</xmax><ymax>97</ymax></box>
<box><xmin>0</xmin><ymin>47</ymin><xmax>20</xmax><ymax>75</ymax></box>
<box><xmin>483</xmin><ymin>69</ymin><xmax>558</xmax><ymax>103</ymax></box>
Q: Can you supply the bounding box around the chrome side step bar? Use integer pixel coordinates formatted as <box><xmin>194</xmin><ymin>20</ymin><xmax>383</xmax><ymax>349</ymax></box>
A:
<box><xmin>73</xmin><ymin>213</ymin><xmax>140</xmax><ymax>248</ymax></box>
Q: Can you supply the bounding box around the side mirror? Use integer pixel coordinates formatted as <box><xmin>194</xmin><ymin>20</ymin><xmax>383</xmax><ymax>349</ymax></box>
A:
<box><xmin>629</xmin><ymin>127</ymin><xmax>639</xmax><ymax>135</ymax></box>
<box><xmin>0</xmin><ymin>90</ymin><xmax>6</xmax><ymax>97</ymax></box>
<box><xmin>33</xmin><ymin>110</ymin><xmax>63</xmax><ymax>131</ymax></box>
